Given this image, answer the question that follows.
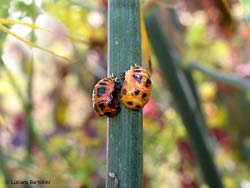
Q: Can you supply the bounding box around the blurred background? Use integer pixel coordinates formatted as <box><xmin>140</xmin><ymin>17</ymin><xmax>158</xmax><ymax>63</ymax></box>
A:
<box><xmin>0</xmin><ymin>0</ymin><xmax>250</xmax><ymax>188</ymax></box>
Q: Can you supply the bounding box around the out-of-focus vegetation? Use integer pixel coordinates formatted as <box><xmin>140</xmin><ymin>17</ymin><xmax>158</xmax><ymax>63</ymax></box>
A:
<box><xmin>0</xmin><ymin>0</ymin><xmax>249</xmax><ymax>188</ymax></box>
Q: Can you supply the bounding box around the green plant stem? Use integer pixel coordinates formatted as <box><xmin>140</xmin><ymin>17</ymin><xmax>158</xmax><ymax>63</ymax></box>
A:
<box><xmin>0</xmin><ymin>146</ymin><xmax>10</xmax><ymax>188</ymax></box>
<box><xmin>188</xmin><ymin>62</ymin><xmax>250</xmax><ymax>90</ymax></box>
<box><xmin>183</xmin><ymin>69</ymin><xmax>207</xmax><ymax>129</ymax></box>
<box><xmin>145</xmin><ymin>9</ymin><xmax>223</xmax><ymax>188</ymax></box>
<box><xmin>106</xmin><ymin>0</ymin><xmax>142</xmax><ymax>188</ymax></box>
<box><xmin>0</xmin><ymin>58</ymin><xmax>48</xmax><ymax>161</ymax></box>
<box><xmin>0</xmin><ymin>47</ymin><xmax>11</xmax><ymax>188</ymax></box>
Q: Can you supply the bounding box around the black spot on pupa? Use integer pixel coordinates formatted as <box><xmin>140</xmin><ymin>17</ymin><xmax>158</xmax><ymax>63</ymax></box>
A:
<box><xmin>104</xmin><ymin>112</ymin><xmax>112</xmax><ymax>117</ymax></box>
<box><xmin>103</xmin><ymin>79</ymin><xmax>109</xmax><ymax>82</ymax></box>
<box><xmin>127</xmin><ymin>101</ymin><xmax>133</xmax><ymax>105</ymax></box>
<box><xmin>108</xmin><ymin>100</ymin><xmax>115</xmax><ymax>108</ymax></box>
<box><xmin>120</xmin><ymin>71</ymin><xmax>126</xmax><ymax>81</ymax></box>
<box><xmin>136</xmin><ymin>105</ymin><xmax>141</xmax><ymax>108</ymax></box>
<box><xmin>133</xmin><ymin>74</ymin><xmax>142</xmax><ymax>83</ymax></box>
<box><xmin>122</xmin><ymin>89</ymin><xmax>127</xmax><ymax>95</ymax></box>
<box><xmin>97</xmin><ymin>87</ymin><xmax>107</xmax><ymax>97</ymax></box>
<box><xmin>94</xmin><ymin>104</ymin><xmax>99</xmax><ymax>112</ymax></box>
<box><xmin>142</xmin><ymin>93</ymin><xmax>147</xmax><ymax>98</ymax></box>
<box><xmin>133</xmin><ymin>89</ymin><xmax>140</xmax><ymax>95</ymax></box>
<box><xmin>134</xmin><ymin>69</ymin><xmax>141</xmax><ymax>73</ymax></box>
<box><xmin>115</xmin><ymin>84</ymin><xmax>121</xmax><ymax>93</ymax></box>
<box><xmin>146</xmin><ymin>78</ymin><xmax>151</xmax><ymax>88</ymax></box>
<box><xmin>99</xmin><ymin>82</ymin><xmax>107</xmax><ymax>86</ymax></box>
<box><xmin>98</xmin><ymin>101</ymin><xmax>106</xmax><ymax>111</ymax></box>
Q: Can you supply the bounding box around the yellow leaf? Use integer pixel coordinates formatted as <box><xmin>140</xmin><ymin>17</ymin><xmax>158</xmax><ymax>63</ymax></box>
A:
<box><xmin>140</xmin><ymin>5</ymin><xmax>152</xmax><ymax>73</ymax></box>
<box><xmin>0</xmin><ymin>18</ymin><xmax>47</xmax><ymax>31</ymax></box>
<box><xmin>65</xmin><ymin>34</ymin><xmax>90</xmax><ymax>45</ymax></box>
<box><xmin>0</xmin><ymin>24</ymin><xmax>38</xmax><ymax>48</ymax></box>
<box><xmin>0</xmin><ymin>24</ymin><xmax>70</xmax><ymax>62</ymax></box>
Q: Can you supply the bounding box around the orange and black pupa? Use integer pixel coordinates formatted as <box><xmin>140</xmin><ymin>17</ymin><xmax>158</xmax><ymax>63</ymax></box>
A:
<box><xmin>92</xmin><ymin>76</ymin><xmax>120</xmax><ymax>117</ymax></box>
<box><xmin>120</xmin><ymin>65</ymin><xmax>152</xmax><ymax>110</ymax></box>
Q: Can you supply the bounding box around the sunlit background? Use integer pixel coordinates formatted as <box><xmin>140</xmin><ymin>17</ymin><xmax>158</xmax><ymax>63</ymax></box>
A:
<box><xmin>0</xmin><ymin>0</ymin><xmax>250</xmax><ymax>188</ymax></box>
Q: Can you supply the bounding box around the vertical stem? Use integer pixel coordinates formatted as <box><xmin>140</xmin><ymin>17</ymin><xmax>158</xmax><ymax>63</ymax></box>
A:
<box><xmin>0</xmin><ymin>51</ymin><xmax>47</xmax><ymax>164</ymax></box>
<box><xmin>24</xmin><ymin>101</ymin><xmax>33</xmax><ymax>162</ymax></box>
<box><xmin>183</xmin><ymin>68</ymin><xmax>207</xmax><ymax>128</ymax></box>
<box><xmin>145</xmin><ymin>9</ymin><xmax>223</xmax><ymax>188</ymax></box>
<box><xmin>0</xmin><ymin>143</ymin><xmax>10</xmax><ymax>188</ymax></box>
<box><xmin>106</xmin><ymin>0</ymin><xmax>142</xmax><ymax>188</ymax></box>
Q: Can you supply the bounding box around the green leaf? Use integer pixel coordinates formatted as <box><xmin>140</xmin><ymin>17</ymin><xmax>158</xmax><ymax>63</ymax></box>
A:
<box><xmin>188</xmin><ymin>62</ymin><xmax>250</xmax><ymax>91</ymax></box>
<box><xmin>145</xmin><ymin>9</ymin><xmax>224</xmax><ymax>188</ymax></box>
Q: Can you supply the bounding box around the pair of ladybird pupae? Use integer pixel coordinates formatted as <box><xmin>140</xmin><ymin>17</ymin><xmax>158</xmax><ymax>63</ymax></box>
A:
<box><xmin>92</xmin><ymin>65</ymin><xmax>152</xmax><ymax>118</ymax></box>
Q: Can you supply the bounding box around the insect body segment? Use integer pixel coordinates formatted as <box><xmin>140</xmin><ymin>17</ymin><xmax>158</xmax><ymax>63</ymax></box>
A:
<box><xmin>120</xmin><ymin>65</ymin><xmax>152</xmax><ymax>110</ymax></box>
<box><xmin>92</xmin><ymin>77</ymin><xmax>120</xmax><ymax>117</ymax></box>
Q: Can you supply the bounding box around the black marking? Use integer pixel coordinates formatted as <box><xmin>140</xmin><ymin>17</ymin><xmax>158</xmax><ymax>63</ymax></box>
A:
<box><xmin>142</xmin><ymin>93</ymin><xmax>147</xmax><ymax>98</ymax></box>
<box><xmin>122</xmin><ymin>89</ymin><xmax>127</xmax><ymax>95</ymax></box>
<box><xmin>120</xmin><ymin>71</ymin><xmax>126</xmax><ymax>81</ymax></box>
<box><xmin>136</xmin><ymin>105</ymin><xmax>141</xmax><ymax>108</ymax></box>
<box><xmin>115</xmin><ymin>83</ymin><xmax>121</xmax><ymax>93</ymax></box>
<box><xmin>103</xmin><ymin>79</ymin><xmax>109</xmax><ymax>82</ymax></box>
<box><xmin>134</xmin><ymin>69</ymin><xmax>141</xmax><ymax>73</ymax></box>
<box><xmin>146</xmin><ymin>78</ymin><xmax>151</xmax><ymax>88</ymax></box>
<box><xmin>133</xmin><ymin>89</ymin><xmax>140</xmax><ymax>95</ymax></box>
<box><xmin>104</xmin><ymin>112</ymin><xmax>112</xmax><ymax>117</ymax></box>
<box><xmin>127</xmin><ymin>101</ymin><xmax>133</xmax><ymax>105</ymax></box>
<box><xmin>94</xmin><ymin>104</ymin><xmax>99</xmax><ymax>112</ymax></box>
<box><xmin>97</xmin><ymin>87</ymin><xmax>107</xmax><ymax>97</ymax></box>
<box><xmin>98</xmin><ymin>101</ymin><xmax>106</xmax><ymax>111</ymax></box>
<box><xmin>108</xmin><ymin>100</ymin><xmax>115</xmax><ymax>108</ymax></box>
<box><xmin>99</xmin><ymin>82</ymin><xmax>107</xmax><ymax>86</ymax></box>
<box><xmin>133</xmin><ymin>74</ymin><xmax>142</xmax><ymax>83</ymax></box>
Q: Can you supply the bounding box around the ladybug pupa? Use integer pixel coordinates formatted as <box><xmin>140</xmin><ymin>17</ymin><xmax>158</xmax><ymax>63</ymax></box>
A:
<box><xmin>92</xmin><ymin>76</ymin><xmax>120</xmax><ymax>117</ymax></box>
<box><xmin>120</xmin><ymin>65</ymin><xmax>152</xmax><ymax>110</ymax></box>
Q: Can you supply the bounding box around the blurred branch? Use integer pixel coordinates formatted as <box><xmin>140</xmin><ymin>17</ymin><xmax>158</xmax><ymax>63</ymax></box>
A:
<box><xmin>0</xmin><ymin>55</ymin><xmax>49</xmax><ymax>162</ymax></box>
<box><xmin>25</xmin><ymin>51</ymin><xmax>34</xmax><ymax>162</ymax></box>
<box><xmin>0</xmin><ymin>45</ymin><xmax>11</xmax><ymax>187</ymax></box>
<box><xmin>188</xmin><ymin>62</ymin><xmax>250</xmax><ymax>91</ymax></box>
<box><xmin>145</xmin><ymin>9</ymin><xmax>224</xmax><ymax>188</ymax></box>
<box><xmin>0</xmin><ymin>146</ymin><xmax>10</xmax><ymax>188</ymax></box>
<box><xmin>183</xmin><ymin>69</ymin><xmax>203</xmax><ymax>114</ymax></box>
<box><xmin>71</xmin><ymin>44</ymin><xmax>93</xmax><ymax>93</ymax></box>
<box><xmin>0</xmin><ymin>60</ymin><xmax>26</xmax><ymax>105</ymax></box>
